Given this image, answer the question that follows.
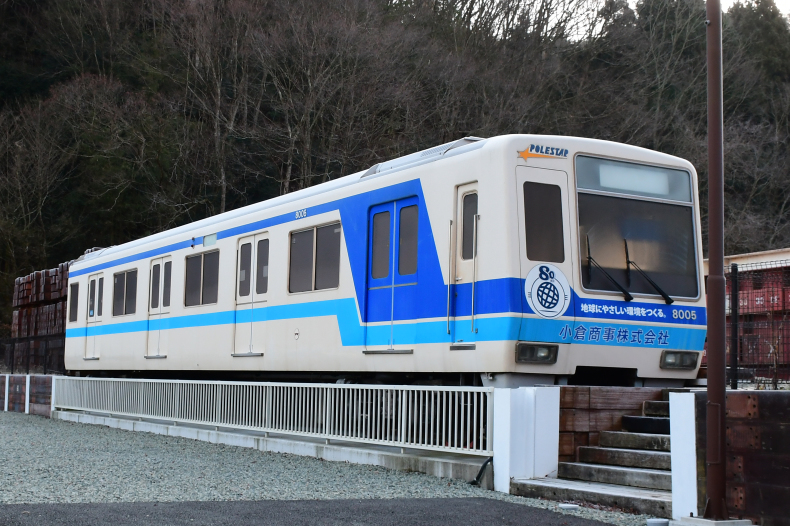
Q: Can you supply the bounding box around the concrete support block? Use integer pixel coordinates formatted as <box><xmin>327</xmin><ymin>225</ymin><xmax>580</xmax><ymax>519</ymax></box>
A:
<box><xmin>670</xmin><ymin>517</ymin><xmax>752</xmax><ymax>526</ymax></box>
<box><xmin>670</xmin><ymin>392</ymin><xmax>698</xmax><ymax>520</ymax></box>
<box><xmin>493</xmin><ymin>386</ymin><xmax>560</xmax><ymax>494</ymax></box>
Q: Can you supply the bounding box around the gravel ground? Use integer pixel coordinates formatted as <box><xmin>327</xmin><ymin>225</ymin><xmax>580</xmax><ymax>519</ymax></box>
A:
<box><xmin>0</xmin><ymin>412</ymin><xmax>651</xmax><ymax>525</ymax></box>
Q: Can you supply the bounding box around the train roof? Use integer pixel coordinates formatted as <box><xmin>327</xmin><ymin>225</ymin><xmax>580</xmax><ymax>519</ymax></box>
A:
<box><xmin>70</xmin><ymin>134</ymin><xmax>692</xmax><ymax>270</ymax></box>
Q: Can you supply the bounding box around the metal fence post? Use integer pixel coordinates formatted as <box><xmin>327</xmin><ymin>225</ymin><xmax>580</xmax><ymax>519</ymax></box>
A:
<box><xmin>730</xmin><ymin>263</ymin><xmax>739</xmax><ymax>389</ymax></box>
<box><xmin>50</xmin><ymin>375</ymin><xmax>57</xmax><ymax>414</ymax></box>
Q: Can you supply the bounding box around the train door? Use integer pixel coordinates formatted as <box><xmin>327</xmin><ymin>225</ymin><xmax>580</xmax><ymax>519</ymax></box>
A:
<box><xmin>146</xmin><ymin>257</ymin><xmax>172</xmax><ymax>358</ymax></box>
<box><xmin>234</xmin><ymin>233</ymin><xmax>269</xmax><ymax>356</ymax></box>
<box><xmin>450</xmin><ymin>183</ymin><xmax>479</xmax><ymax>345</ymax></box>
<box><xmin>85</xmin><ymin>273</ymin><xmax>104</xmax><ymax>359</ymax></box>
<box><xmin>365</xmin><ymin>197</ymin><xmax>419</xmax><ymax>352</ymax></box>
<box><xmin>515</xmin><ymin>167</ymin><xmax>574</xmax><ymax>324</ymax></box>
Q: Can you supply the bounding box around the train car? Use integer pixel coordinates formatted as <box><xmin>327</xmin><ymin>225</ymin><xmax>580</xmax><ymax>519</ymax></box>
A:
<box><xmin>64</xmin><ymin>134</ymin><xmax>707</xmax><ymax>387</ymax></box>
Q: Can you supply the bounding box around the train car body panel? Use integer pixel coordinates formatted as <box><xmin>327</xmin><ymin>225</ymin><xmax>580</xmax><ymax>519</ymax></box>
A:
<box><xmin>64</xmin><ymin>135</ymin><xmax>707</xmax><ymax>384</ymax></box>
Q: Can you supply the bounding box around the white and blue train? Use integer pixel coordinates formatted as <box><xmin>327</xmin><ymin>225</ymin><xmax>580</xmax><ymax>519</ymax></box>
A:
<box><xmin>64</xmin><ymin>135</ymin><xmax>707</xmax><ymax>387</ymax></box>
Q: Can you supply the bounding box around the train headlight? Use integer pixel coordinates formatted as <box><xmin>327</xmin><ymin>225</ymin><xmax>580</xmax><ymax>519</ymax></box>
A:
<box><xmin>659</xmin><ymin>350</ymin><xmax>699</xmax><ymax>370</ymax></box>
<box><xmin>516</xmin><ymin>343</ymin><xmax>558</xmax><ymax>364</ymax></box>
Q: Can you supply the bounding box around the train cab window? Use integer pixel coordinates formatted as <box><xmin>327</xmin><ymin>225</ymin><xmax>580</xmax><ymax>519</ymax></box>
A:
<box><xmin>289</xmin><ymin>223</ymin><xmax>342</xmax><ymax>292</ymax></box>
<box><xmin>68</xmin><ymin>283</ymin><xmax>79</xmax><ymax>322</ymax></box>
<box><xmin>398</xmin><ymin>205</ymin><xmax>418</xmax><ymax>275</ymax></box>
<box><xmin>256</xmin><ymin>239</ymin><xmax>269</xmax><ymax>294</ymax></box>
<box><xmin>112</xmin><ymin>269</ymin><xmax>138</xmax><ymax>316</ymax></box>
<box><xmin>462</xmin><ymin>193</ymin><xmax>478</xmax><ymax>260</ymax></box>
<box><xmin>162</xmin><ymin>262</ymin><xmax>171</xmax><ymax>307</ymax></box>
<box><xmin>372</xmin><ymin>212</ymin><xmax>390</xmax><ymax>279</ymax></box>
<box><xmin>185</xmin><ymin>251</ymin><xmax>220</xmax><ymax>306</ymax></box>
<box><xmin>523</xmin><ymin>182</ymin><xmax>564</xmax><ymax>263</ymax></box>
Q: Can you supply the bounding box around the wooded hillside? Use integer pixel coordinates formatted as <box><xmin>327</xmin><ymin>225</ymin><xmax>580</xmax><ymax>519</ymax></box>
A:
<box><xmin>1</xmin><ymin>0</ymin><xmax>789</xmax><ymax>334</ymax></box>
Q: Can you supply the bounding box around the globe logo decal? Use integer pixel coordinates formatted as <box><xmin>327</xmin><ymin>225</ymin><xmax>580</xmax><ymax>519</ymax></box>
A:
<box><xmin>536</xmin><ymin>281</ymin><xmax>560</xmax><ymax>310</ymax></box>
<box><xmin>526</xmin><ymin>264</ymin><xmax>569</xmax><ymax>318</ymax></box>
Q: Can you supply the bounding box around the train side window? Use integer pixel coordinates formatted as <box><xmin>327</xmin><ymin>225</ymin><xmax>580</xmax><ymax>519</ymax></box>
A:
<box><xmin>289</xmin><ymin>223</ymin><xmax>341</xmax><ymax>293</ymax></box>
<box><xmin>315</xmin><ymin>224</ymin><xmax>341</xmax><ymax>290</ymax></box>
<box><xmin>398</xmin><ymin>205</ymin><xmax>418</xmax><ymax>275</ymax></box>
<box><xmin>185</xmin><ymin>251</ymin><xmax>220</xmax><ymax>306</ymax></box>
<box><xmin>523</xmin><ymin>182</ymin><xmax>565</xmax><ymax>263</ymax></box>
<box><xmin>202</xmin><ymin>251</ymin><xmax>220</xmax><ymax>304</ymax></box>
<box><xmin>371</xmin><ymin>211</ymin><xmax>390</xmax><ymax>279</ymax></box>
<box><xmin>239</xmin><ymin>243</ymin><xmax>252</xmax><ymax>297</ymax></box>
<box><xmin>112</xmin><ymin>270</ymin><xmax>137</xmax><ymax>316</ymax></box>
<box><xmin>97</xmin><ymin>277</ymin><xmax>104</xmax><ymax>316</ymax></box>
<box><xmin>185</xmin><ymin>255</ymin><xmax>202</xmax><ymax>306</ymax></box>
<box><xmin>151</xmin><ymin>264</ymin><xmax>161</xmax><ymax>309</ymax></box>
<box><xmin>289</xmin><ymin>229</ymin><xmax>314</xmax><ymax>293</ymax></box>
<box><xmin>162</xmin><ymin>262</ymin><xmax>171</xmax><ymax>307</ymax></box>
<box><xmin>68</xmin><ymin>283</ymin><xmax>79</xmax><ymax>322</ymax></box>
<box><xmin>125</xmin><ymin>270</ymin><xmax>138</xmax><ymax>314</ymax></box>
<box><xmin>113</xmin><ymin>272</ymin><xmax>126</xmax><ymax>315</ymax></box>
<box><xmin>88</xmin><ymin>279</ymin><xmax>96</xmax><ymax>318</ymax></box>
<box><xmin>256</xmin><ymin>239</ymin><xmax>269</xmax><ymax>294</ymax></box>
<box><xmin>462</xmin><ymin>193</ymin><xmax>478</xmax><ymax>260</ymax></box>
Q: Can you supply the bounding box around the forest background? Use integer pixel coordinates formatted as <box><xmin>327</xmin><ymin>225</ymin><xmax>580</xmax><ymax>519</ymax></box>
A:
<box><xmin>0</xmin><ymin>0</ymin><xmax>789</xmax><ymax>334</ymax></box>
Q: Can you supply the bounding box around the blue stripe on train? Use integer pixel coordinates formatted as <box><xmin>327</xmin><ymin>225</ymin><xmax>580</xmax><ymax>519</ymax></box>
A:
<box><xmin>69</xmin><ymin>178</ymin><xmax>707</xmax><ymax>330</ymax></box>
<box><xmin>66</xmin><ymin>297</ymin><xmax>706</xmax><ymax>350</ymax></box>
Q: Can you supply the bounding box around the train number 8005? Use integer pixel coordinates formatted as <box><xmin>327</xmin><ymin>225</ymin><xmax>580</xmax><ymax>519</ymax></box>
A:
<box><xmin>672</xmin><ymin>309</ymin><xmax>697</xmax><ymax>320</ymax></box>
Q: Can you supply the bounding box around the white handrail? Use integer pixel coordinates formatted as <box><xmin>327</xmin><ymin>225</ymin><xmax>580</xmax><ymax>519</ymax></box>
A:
<box><xmin>53</xmin><ymin>377</ymin><xmax>494</xmax><ymax>456</ymax></box>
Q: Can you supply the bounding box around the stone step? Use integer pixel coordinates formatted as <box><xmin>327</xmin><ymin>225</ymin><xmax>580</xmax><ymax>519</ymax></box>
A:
<box><xmin>643</xmin><ymin>400</ymin><xmax>670</xmax><ymax>417</ymax></box>
<box><xmin>578</xmin><ymin>446</ymin><xmax>671</xmax><ymax>470</ymax></box>
<box><xmin>511</xmin><ymin>477</ymin><xmax>672</xmax><ymax>518</ymax></box>
<box><xmin>622</xmin><ymin>415</ymin><xmax>670</xmax><ymax>435</ymax></box>
<box><xmin>599</xmin><ymin>431</ymin><xmax>670</xmax><ymax>451</ymax></box>
<box><xmin>558</xmin><ymin>462</ymin><xmax>672</xmax><ymax>490</ymax></box>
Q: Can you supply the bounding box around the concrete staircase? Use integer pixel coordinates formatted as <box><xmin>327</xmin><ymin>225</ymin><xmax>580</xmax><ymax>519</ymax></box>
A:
<box><xmin>511</xmin><ymin>397</ymin><xmax>673</xmax><ymax>518</ymax></box>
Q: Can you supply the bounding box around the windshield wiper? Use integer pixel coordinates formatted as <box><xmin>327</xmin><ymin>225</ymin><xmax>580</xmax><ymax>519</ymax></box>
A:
<box><xmin>624</xmin><ymin>239</ymin><xmax>674</xmax><ymax>305</ymax></box>
<box><xmin>586</xmin><ymin>235</ymin><xmax>633</xmax><ymax>302</ymax></box>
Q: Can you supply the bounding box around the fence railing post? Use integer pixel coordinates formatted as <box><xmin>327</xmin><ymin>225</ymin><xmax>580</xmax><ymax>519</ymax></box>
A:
<box><xmin>730</xmin><ymin>263</ymin><xmax>739</xmax><ymax>389</ymax></box>
<box><xmin>50</xmin><ymin>375</ymin><xmax>57</xmax><ymax>414</ymax></box>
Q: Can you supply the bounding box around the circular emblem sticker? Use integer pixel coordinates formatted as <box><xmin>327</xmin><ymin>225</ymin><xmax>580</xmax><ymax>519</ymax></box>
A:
<box><xmin>526</xmin><ymin>264</ymin><xmax>570</xmax><ymax>318</ymax></box>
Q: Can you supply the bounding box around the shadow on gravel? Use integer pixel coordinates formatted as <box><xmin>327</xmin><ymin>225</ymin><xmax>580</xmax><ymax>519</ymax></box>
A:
<box><xmin>0</xmin><ymin>497</ymin><xmax>609</xmax><ymax>526</ymax></box>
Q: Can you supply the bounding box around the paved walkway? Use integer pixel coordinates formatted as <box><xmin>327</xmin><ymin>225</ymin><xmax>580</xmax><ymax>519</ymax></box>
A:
<box><xmin>0</xmin><ymin>498</ymin><xmax>608</xmax><ymax>526</ymax></box>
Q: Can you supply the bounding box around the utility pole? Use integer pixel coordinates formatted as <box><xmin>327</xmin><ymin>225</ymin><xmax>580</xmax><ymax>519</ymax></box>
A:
<box><xmin>704</xmin><ymin>0</ymin><xmax>727</xmax><ymax>519</ymax></box>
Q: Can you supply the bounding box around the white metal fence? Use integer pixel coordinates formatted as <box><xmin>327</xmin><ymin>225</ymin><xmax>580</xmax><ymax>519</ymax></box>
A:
<box><xmin>52</xmin><ymin>377</ymin><xmax>494</xmax><ymax>455</ymax></box>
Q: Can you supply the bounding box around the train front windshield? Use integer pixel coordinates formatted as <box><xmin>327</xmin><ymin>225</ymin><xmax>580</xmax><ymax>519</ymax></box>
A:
<box><xmin>577</xmin><ymin>156</ymin><xmax>699</xmax><ymax>299</ymax></box>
